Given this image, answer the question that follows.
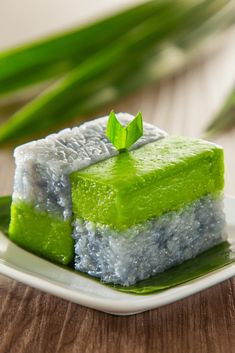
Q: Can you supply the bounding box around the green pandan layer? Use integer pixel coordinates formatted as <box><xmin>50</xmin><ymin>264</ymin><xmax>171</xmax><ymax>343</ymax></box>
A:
<box><xmin>70</xmin><ymin>136</ymin><xmax>224</xmax><ymax>229</ymax></box>
<box><xmin>9</xmin><ymin>201</ymin><xmax>74</xmax><ymax>264</ymax></box>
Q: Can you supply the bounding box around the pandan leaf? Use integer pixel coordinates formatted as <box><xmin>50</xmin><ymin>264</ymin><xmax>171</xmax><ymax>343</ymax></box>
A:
<box><xmin>111</xmin><ymin>241</ymin><xmax>235</xmax><ymax>294</ymax></box>
<box><xmin>205</xmin><ymin>84</ymin><xmax>235</xmax><ymax>137</ymax></box>
<box><xmin>106</xmin><ymin>111</ymin><xmax>143</xmax><ymax>151</ymax></box>
<box><xmin>0</xmin><ymin>1</ymin><xmax>234</xmax><ymax>145</ymax></box>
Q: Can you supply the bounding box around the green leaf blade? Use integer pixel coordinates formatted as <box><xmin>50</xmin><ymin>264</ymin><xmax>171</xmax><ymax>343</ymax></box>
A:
<box><xmin>110</xmin><ymin>241</ymin><xmax>235</xmax><ymax>295</ymax></box>
<box><xmin>106</xmin><ymin>110</ymin><xmax>127</xmax><ymax>151</ymax></box>
<box><xmin>126</xmin><ymin>111</ymin><xmax>143</xmax><ymax>149</ymax></box>
<box><xmin>205</xmin><ymin>84</ymin><xmax>235</xmax><ymax>137</ymax></box>
<box><xmin>0</xmin><ymin>1</ymin><xmax>171</xmax><ymax>97</ymax></box>
<box><xmin>0</xmin><ymin>195</ymin><xmax>12</xmax><ymax>235</ymax></box>
<box><xmin>0</xmin><ymin>1</ymin><xmax>234</xmax><ymax>144</ymax></box>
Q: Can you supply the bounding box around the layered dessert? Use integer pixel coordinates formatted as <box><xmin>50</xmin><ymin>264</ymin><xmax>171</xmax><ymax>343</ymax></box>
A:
<box><xmin>9</xmin><ymin>113</ymin><xmax>226</xmax><ymax>285</ymax></box>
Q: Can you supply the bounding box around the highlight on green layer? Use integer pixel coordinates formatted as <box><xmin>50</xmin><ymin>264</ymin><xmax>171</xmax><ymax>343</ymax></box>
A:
<box><xmin>9</xmin><ymin>201</ymin><xmax>74</xmax><ymax>265</ymax></box>
<box><xmin>0</xmin><ymin>195</ymin><xmax>234</xmax><ymax>295</ymax></box>
<box><xmin>70</xmin><ymin>136</ymin><xmax>224</xmax><ymax>229</ymax></box>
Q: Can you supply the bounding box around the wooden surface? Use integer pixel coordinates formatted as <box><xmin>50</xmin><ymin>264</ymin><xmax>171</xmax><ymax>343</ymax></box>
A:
<box><xmin>1</xmin><ymin>5</ymin><xmax>235</xmax><ymax>353</ymax></box>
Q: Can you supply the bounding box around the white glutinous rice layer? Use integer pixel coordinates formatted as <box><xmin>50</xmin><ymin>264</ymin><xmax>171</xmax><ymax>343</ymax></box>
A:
<box><xmin>13</xmin><ymin>113</ymin><xmax>166</xmax><ymax>220</ymax></box>
<box><xmin>72</xmin><ymin>194</ymin><xmax>226</xmax><ymax>286</ymax></box>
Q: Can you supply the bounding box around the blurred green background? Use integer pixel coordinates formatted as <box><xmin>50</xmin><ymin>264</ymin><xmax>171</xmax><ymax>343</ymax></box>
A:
<box><xmin>1</xmin><ymin>0</ymin><xmax>235</xmax><ymax>145</ymax></box>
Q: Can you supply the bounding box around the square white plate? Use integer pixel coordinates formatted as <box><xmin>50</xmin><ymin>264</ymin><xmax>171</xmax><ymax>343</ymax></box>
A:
<box><xmin>0</xmin><ymin>196</ymin><xmax>235</xmax><ymax>316</ymax></box>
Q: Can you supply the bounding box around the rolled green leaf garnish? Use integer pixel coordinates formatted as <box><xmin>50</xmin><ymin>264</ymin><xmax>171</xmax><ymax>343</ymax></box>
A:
<box><xmin>106</xmin><ymin>111</ymin><xmax>143</xmax><ymax>151</ymax></box>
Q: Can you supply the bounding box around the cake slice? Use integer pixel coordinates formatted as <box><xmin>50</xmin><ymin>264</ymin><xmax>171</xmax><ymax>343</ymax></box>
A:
<box><xmin>70</xmin><ymin>136</ymin><xmax>224</xmax><ymax>229</ymax></box>
<box><xmin>9</xmin><ymin>114</ymin><xmax>165</xmax><ymax>264</ymax></box>
<box><xmin>70</xmin><ymin>136</ymin><xmax>225</xmax><ymax>285</ymax></box>
<box><xmin>9</xmin><ymin>112</ymin><xmax>226</xmax><ymax>286</ymax></box>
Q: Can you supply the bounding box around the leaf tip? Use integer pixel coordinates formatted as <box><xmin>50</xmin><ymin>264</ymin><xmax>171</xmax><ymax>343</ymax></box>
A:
<box><xmin>106</xmin><ymin>110</ymin><xmax>143</xmax><ymax>151</ymax></box>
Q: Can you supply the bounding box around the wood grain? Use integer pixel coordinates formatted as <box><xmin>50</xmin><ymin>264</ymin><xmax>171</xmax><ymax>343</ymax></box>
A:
<box><xmin>0</xmin><ymin>278</ymin><xmax>235</xmax><ymax>353</ymax></box>
<box><xmin>1</xmin><ymin>24</ymin><xmax>235</xmax><ymax>353</ymax></box>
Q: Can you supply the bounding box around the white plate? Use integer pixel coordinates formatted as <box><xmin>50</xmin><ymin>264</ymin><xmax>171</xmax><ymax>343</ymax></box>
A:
<box><xmin>0</xmin><ymin>196</ymin><xmax>235</xmax><ymax>316</ymax></box>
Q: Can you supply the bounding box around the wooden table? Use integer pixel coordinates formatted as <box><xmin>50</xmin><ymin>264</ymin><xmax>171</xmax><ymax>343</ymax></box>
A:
<box><xmin>1</xmin><ymin>8</ymin><xmax>235</xmax><ymax>353</ymax></box>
